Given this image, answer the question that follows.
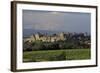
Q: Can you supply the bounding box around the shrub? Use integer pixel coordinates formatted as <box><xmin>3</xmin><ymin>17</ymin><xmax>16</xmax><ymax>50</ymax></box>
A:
<box><xmin>31</xmin><ymin>43</ymin><xmax>45</xmax><ymax>51</ymax></box>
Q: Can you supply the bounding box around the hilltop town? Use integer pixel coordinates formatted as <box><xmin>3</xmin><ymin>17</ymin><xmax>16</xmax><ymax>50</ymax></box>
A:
<box><xmin>24</xmin><ymin>32</ymin><xmax>90</xmax><ymax>43</ymax></box>
<box><xmin>23</xmin><ymin>32</ymin><xmax>90</xmax><ymax>52</ymax></box>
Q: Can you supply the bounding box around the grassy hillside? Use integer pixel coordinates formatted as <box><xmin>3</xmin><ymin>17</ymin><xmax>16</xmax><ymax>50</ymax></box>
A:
<box><xmin>23</xmin><ymin>49</ymin><xmax>90</xmax><ymax>62</ymax></box>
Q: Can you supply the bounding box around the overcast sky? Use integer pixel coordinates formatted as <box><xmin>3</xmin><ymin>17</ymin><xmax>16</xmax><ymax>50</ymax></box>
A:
<box><xmin>23</xmin><ymin>10</ymin><xmax>91</xmax><ymax>33</ymax></box>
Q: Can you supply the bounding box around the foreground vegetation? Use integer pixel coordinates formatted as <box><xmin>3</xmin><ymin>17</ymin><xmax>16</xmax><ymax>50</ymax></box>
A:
<box><xmin>23</xmin><ymin>32</ymin><xmax>91</xmax><ymax>62</ymax></box>
<box><xmin>23</xmin><ymin>40</ymin><xmax>90</xmax><ymax>51</ymax></box>
<box><xmin>23</xmin><ymin>49</ymin><xmax>91</xmax><ymax>62</ymax></box>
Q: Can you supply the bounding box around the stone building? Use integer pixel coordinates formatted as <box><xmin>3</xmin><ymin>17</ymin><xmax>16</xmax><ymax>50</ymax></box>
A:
<box><xmin>24</xmin><ymin>32</ymin><xmax>66</xmax><ymax>42</ymax></box>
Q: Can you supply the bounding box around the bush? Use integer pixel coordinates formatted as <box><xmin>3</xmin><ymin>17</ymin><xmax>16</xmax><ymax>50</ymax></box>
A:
<box><xmin>23</xmin><ymin>39</ymin><xmax>90</xmax><ymax>51</ymax></box>
<box><xmin>23</xmin><ymin>41</ymin><xmax>33</xmax><ymax>51</ymax></box>
<box><xmin>31</xmin><ymin>42</ymin><xmax>45</xmax><ymax>51</ymax></box>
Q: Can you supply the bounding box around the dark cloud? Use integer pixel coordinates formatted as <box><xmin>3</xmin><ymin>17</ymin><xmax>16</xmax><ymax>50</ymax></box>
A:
<box><xmin>23</xmin><ymin>10</ymin><xmax>91</xmax><ymax>33</ymax></box>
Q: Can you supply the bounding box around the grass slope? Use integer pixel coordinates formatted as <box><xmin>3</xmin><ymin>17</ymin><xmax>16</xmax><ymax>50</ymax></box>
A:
<box><xmin>23</xmin><ymin>49</ymin><xmax>91</xmax><ymax>62</ymax></box>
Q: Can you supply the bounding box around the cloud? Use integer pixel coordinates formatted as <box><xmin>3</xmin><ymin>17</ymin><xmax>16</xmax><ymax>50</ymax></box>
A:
<box><xmin>23</xmin><ymin>10</ymin><xmax>91</xmax><ymax>33</ymax></box>
<box><xmin>23</xmin><ymin>10</ymin><xmax>64</xmax><ymax>30</ymax></box>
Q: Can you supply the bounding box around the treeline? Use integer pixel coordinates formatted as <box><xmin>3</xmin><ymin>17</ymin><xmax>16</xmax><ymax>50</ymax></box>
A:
<box><xmin>23</xmin><ymin>39</ymin><xmax>90</xmax><ymax>51</ymax></box>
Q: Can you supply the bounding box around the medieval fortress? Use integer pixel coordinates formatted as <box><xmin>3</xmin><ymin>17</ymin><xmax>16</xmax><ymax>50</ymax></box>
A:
<box><xmin>24</xmin><ymin>32</ymin><xmax>89</xmax><ymax>43</ymax></box>
<box><xmin>24</xmin><ymin>32</ymin><xmax>66</xmax><ymax>42</ymax></box>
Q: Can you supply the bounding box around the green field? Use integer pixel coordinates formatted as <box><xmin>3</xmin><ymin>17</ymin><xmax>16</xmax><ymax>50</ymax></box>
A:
<box><xmin>23</xmin><ymin>49</ymin><xmax>91</xmax><ymax>62</ymax></box>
